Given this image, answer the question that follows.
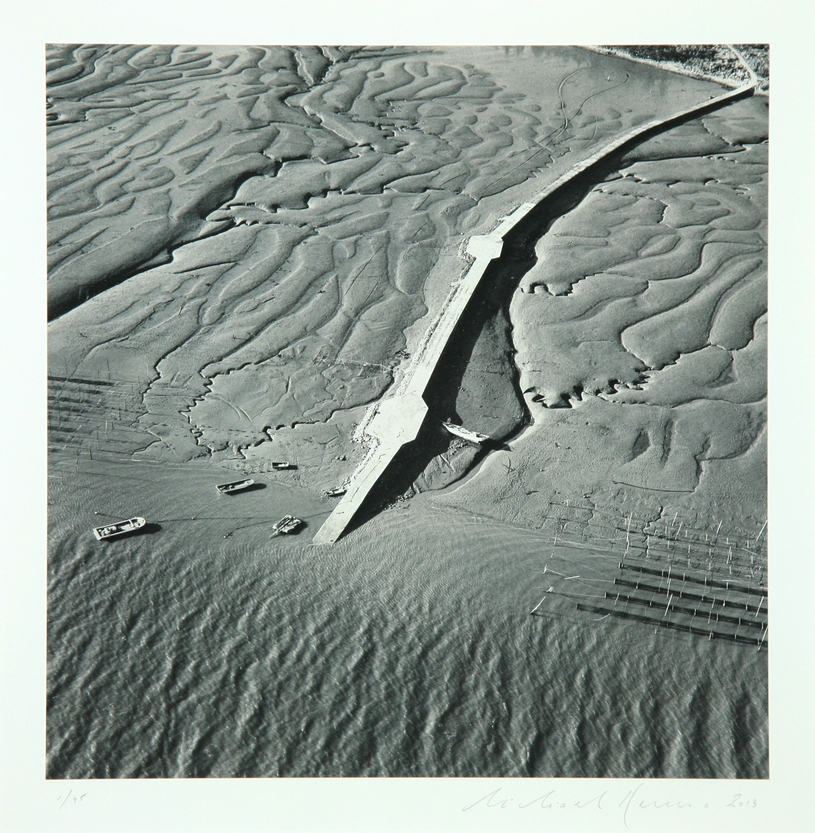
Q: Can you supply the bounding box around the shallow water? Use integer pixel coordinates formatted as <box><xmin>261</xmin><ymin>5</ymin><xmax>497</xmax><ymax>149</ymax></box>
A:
<box><xmin>47</xmin><ymin>453</ymin><xmax>767</xmax><ymax>778</ymax></box>
<box><xmin>46</xmin><ymin>45</ymin><xmax>768</xmax><ymax>781</ymax></box>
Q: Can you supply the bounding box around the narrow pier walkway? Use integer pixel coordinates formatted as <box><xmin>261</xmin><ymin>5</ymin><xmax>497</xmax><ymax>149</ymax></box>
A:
<box><xmin>313</xmin><ymin>78</ymin><xmax>756</xmax><ymax>545</ymax></box>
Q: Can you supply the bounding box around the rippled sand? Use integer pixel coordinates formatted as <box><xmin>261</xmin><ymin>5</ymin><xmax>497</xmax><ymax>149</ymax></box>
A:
<box><xmin>449</xmin><ymin>95</ymin><xmax>767</xmax><ymax>520</ymax></box>
<box><xmin>48</xmin><ymin>45</ymin><xmax>730</xmax><ymax>486</ymax></box>
<box><xmin>47</xmin><ymin>45</ymin><xmax>767</xmax><ymax>779</ymax></box>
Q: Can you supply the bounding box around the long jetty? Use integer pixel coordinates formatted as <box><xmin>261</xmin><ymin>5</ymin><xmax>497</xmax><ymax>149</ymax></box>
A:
<box><xmin>312</xmin><ymin>78</ymin><xmax>755</xmax><ymax>545</ymax></box>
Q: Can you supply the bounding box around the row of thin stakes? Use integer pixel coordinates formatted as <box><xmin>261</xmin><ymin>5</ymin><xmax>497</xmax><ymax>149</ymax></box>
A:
<box><xmin>539</xmin><ymin>500</ymin><xmax>768</xmax><ymax>649</ymax></box>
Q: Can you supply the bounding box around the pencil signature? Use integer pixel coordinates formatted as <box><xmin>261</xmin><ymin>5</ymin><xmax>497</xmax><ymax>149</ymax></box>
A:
<box><xmin>463</xmin><ymin>784</ymin><xmax>756</xmax><ymax>828</ymax></box>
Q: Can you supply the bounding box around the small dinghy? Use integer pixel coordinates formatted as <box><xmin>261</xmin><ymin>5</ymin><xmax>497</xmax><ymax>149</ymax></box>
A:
<box><xmin>271</xmin><ymin>515</ymin><xmax>303</xmax><ymax>536</ymax></box>
<box><xmin>321</xmin><ymin>487</ymin><xmax>347</xmax><ymax>499</ymax></box>
<box><xmin>442</xmin><ymin>421</ymin><xmax>489</xmax><ymax>444</ymax></box>
<box><xmin>216</xmin><ymin>478</ymin><xmax>255</xmax><ymax>494</ymax></box>
<box><xmin>93</xmin><ymin>517</ymin><xmax>146</xmax><ymax>541</ymax></box>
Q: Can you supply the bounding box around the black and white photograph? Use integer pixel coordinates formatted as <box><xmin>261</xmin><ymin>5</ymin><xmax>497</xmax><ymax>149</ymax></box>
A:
<box><xmin>2</xmin><ymin>3</ymin><xmax>813</xmax><ymax>832</ymax></box>
<box><xmin>44</xmin><ymin>39</ymin><xmax>772</xmax><ymax>778</ymax></box>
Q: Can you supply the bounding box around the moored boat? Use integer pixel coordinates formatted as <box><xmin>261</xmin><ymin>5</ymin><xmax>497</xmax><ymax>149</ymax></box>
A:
<box><xmin>321</xmin><ymin>487</ymin><xmax>347</xmax><ymax>499</ymax></box>
<box><xmin>271</xmin><ymin>515</ymin><xmax>303</xmax><ymax>536</ymax></box>
<box><xmin>442</xmin><ymin>421</ymin><xmax>489</xmax><ymax>444</ymax></box>
<box><xmin>216</xmin><ymin>478</ymin><xmax>255</xmax><ymax>494</ymax></box>
<box><xmin>93</xmin><ymin>517</ymin><xmax>146</xmax><ymax>541</ymax></box>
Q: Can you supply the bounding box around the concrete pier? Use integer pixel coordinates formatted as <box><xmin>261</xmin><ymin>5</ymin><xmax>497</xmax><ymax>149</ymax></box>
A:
<box><xmin>312</xmin><ymin>79</ymin><xmax>756</xmax><ymax>545</ymax></box>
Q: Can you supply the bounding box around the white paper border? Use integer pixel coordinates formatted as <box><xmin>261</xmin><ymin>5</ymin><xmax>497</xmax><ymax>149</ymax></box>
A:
<box><xmin>2</xmin><ymin>2</ymin><xmax>812</xmax><ymax>831</ymax></box>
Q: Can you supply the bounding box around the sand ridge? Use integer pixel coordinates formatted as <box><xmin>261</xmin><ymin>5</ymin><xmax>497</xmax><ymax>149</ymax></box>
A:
<box><xmin>48</xmin><ymin>46</ymin><xmax>731</xmax><ymax>487</ymax></box>
<box><xmin>46</xmin><ymin>44</ymin><xmax>769</xmax><ymax>781</ymax></box>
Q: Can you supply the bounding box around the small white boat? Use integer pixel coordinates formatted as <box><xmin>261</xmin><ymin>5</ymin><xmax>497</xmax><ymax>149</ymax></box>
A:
<box><xmin>442</xmin><ymin>421</ymin><xmax>489</xmax><ymax>444</ymax></box>
<box><xmin>93</xmin><ymin>517</ymin><xmax>146</xmax><ymax>541</ymax></box>
<box><xmin>321</xmin><ymin>487</ymin><xmax>347</xmax><ymax>499</ymax></box>
<box><xmin>271</xmin><ymin>462</ymin><xmax>296</xmax><ymax>470</ymax></box>
<box><xmin>216</xmin><ymin>478</ymin><xmax>255</xmax><ymax>494</ymax></box>
<box><xmin>272</xmin><ymin>515</ymin><xmax>303</xmax><ymax>536</ymax></box>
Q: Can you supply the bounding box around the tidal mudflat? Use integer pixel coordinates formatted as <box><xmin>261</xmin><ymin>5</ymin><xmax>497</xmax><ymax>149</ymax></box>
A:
<box><xmin>47</xmin><ymin>45</ymin><xmax>768</xmax><ymax>778</ymax></box>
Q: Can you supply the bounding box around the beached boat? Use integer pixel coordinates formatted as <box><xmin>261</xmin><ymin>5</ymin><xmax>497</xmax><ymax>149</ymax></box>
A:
<box><xmin>271</xmin><ymin>462</ymin><xmax>296</xmax><ymax>470</ymax></box>
<box><xmin>321</xmin><ymin>487</ymin><xmax>347</xmax><ymax>499</ymax></box>
<box><xmin>216</xmin><ymin>478</ymin><xmax>255</xmax><ymax>494</ymax></box>
<box><xmin>93</xmin><ymin>517</ymin><xmax>146</xmax><ymax>541</ymax></box>
<box><xmin>442</xmin><ymin>421</ymin><xmax>489</xmax><ymax>444</ymax></box>
<box><xmin>271</xmin><ymin>515</ymin><xmax>303</xmax><ymax>536</ymax></box>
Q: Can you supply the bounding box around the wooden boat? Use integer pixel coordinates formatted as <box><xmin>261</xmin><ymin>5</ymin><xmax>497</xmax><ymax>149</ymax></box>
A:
<box><xmin>271</xmin><ymin>462</ymin><xmax>297</xmax><ymax>470</ymax></box>
<box><xmin>216</xmin><ymin>478</ymin><xmax>255</xmax><ymax>494</ymax></box>
<box><xmin>442</xmin><ymin>421</ymin><xmax>489</xmax><ymax>444</ymax></box>
<box><xmin>321</xmin><ymin>487</ymin><xmax>347</xmax><ymax>499</ymax></box>
<box><xmin>271</xmin><ymin>515</ymin><xmax>303</xmax><ymax>536</ymax></box>
<box><xmin>93</xmin><ymin>517</ymin><xmax>146</xmax><ymax>541</ymax></box>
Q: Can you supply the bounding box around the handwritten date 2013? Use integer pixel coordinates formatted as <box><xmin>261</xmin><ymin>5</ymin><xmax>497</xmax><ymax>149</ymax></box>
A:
<box><xmin>728</xmin><ymin>793</ymin><xmax>758</xmax><ymax>808</ymax></box>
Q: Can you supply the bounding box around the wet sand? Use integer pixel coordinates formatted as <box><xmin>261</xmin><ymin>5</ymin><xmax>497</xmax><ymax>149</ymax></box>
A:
<box><xmin>46</xmin><ymin>45</ymin><xmax>768</xmax><ymax>780</ymax></box>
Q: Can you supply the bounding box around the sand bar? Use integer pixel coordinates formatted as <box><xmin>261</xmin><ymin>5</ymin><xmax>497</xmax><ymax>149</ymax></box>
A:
<box><xmin>312</xmin><ymin>77</ymin><xmax>756</xmax><ymax>544</ymax></box>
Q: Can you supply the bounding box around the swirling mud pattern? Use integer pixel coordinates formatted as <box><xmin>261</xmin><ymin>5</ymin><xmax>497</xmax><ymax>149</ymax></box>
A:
<box><xmin>47</xmin><ymin>45</ymin><xmax>768</xmax><ymax>778</ymax></box>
